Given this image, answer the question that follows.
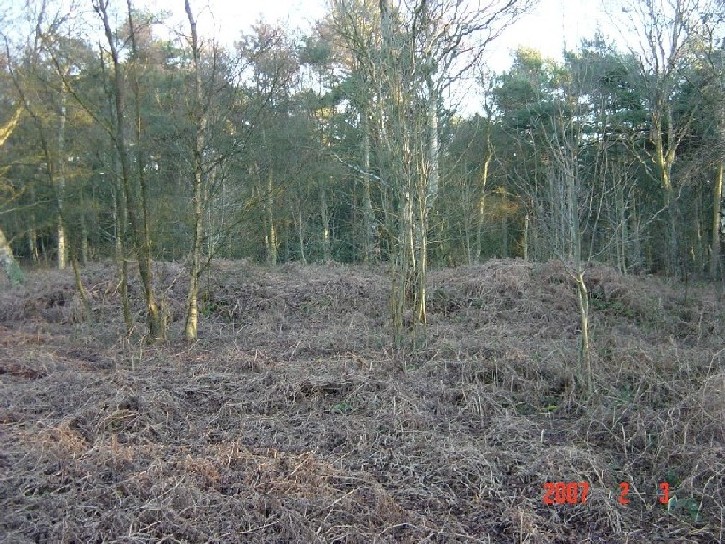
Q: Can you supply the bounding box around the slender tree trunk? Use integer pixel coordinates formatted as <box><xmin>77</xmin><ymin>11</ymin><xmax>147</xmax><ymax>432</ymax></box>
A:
<box><xmin>380</xmin><ymin>0</ymin><xmax>406</xmax><ymax>347</ymax></box>
<box><xmin>362</xmin><ymin>111</ymin><xmax>375</xmax><ymax>262</ymax></box>
<box><xmin>392</xmin><ymin>194</ymin><xmax>408</xmax><ymax>348</ymax></box>
<box><xmin>97</xmin><ymin>0</ymin><xmax>164</xmax><ymax>342</ymax></box>
<box><xmin>575</xmin><ymin>269</ymin><xmax>591</xmax><ymax>393</ymax></box>
<box><xmin>320</xmin><ymin>182</ymin><xmax>332</xmax><ymax>263</ymax></box>
<box><xmin>615</xmin><ymin>181</ymin><xmax>627</xmax><ymax>273</ymax></box>
<box><xmin>113</xmin><ymin>179</ymin><xmax>133</xmax><ymax>333</ymax></box>
<box><xmin>28</xmin><ymin>226</ymin><xmax>39</xmax><ymax>264</ymax></box>
<box><xmin>630</xmin><ymin>194</ymin><xmax>643</xmax><ymax>270</ymax></box>
<box><xmin>26</xmin><ymin>186</ymin><xmax>39</xmax><ymax>263</ymax></box>
<box><xmin>653</xmin><ymin>106</ymin><xmax>680</xmax><ymax>275</ymax></box>
<box><xmin>404</xmin><ymin>188</ymin><xmax>416</xmax><ymax>299</ymax></box>
<box><xmin>57</xmin><ymin>91</ymin><xmax>67</xmax><ymax>270</ymax></box>
<box><xmin>80</xmin><ymin>197</ymin><xmax>89</xmax><ymax>265</ymax></box>
<box><xmin>426</xmin><ymin>77</ymin><xmax>439</xmax><ymax>205</ymax></box>
<box><xmin>57</xmin><ymin>217</ymin><xmax>67</xmax><ymax>269</ymax></box>
<box><xmin>266</xmin><ymin>169</ymin><xmax>277</xmax><ymax>266</ymax></box>
<box><xmin>523</xmin><ymin>212</ymin><xmax>529</xmax><ymax>261</ymax></box>
<box><xmin>184</xmin><ymin>0</ymin><xmax>206</xmax><ymax>341</ymax></box>
<box><xmin>414</xmin><ymin>200</ymin><xmax>427</xmax><ymax>324</ymax></box>
<box><xmin>475</xmin><ymin>124</ymin><xmax>492</xmax><ymax>265</ymax></box>
<box><xmin>297</xmin><ymin>207</ymin><xmax>307</xmax><ymax>264</ymax></box>
<box><xmin>100</xmin><ymin>50</ymin><xmax>131</xmax><ymax>333</ymax></box>
<box><xmin>128</xmin><ymin>3</ymin><xmax>165</xmax><ymax>341</ymax></box>
<box><xmin>185</xmin><ymin>167</ymin><xmax>203</xmax><ymax>341</ymax></box>
<box><xmin>711</xmin><ymin>162</ymin><xmax>723</xmax><ymax>279</ymax></box>
<box><xmin>1</xmin><ymin>108</ymin><xmax>24</xmax><ymax>278</ymax></box>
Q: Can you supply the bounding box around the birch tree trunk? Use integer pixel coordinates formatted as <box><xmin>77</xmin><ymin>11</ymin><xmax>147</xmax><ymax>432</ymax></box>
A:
<box><xmin>475</xmin><ymin>133</ymin><xmax>492</xmax><ymax>265</ymax></box>
<box><xmin>266</xmin><ymin>169</ymin><xmax>277</xmax><ymax>266</ymax></box>
<box><xmin>331</xmin><ymin>0</ymin><xmax>530</xmax><ymax>347</ymax></box>
<box><xmin>56</xmin><ymin>91</ymin><xmax>67</xmax><ymax>270</ymax></box>
<box><xmin>184</xmin><ymin>0</ymin><xmax>206</xmax><ymax>341</ymax></box>
<box><xmin>297</xmin><ymin>207</ymin><xmax>307</xmax><ymax>264</ymax></box>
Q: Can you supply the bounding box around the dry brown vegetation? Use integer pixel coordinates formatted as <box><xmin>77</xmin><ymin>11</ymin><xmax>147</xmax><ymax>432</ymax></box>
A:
<box><xmin>0</xmin><ymin>259</ymin><xmax>723</xmax><ymax>543</ymax></box>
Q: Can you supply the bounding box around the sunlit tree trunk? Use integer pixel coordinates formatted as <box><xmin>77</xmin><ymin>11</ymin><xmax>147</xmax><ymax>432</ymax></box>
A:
<box><xmin>184</xmin><ymin>0</ymin><xmax>206</xmax><ymax>341</ymax></box>
<box><xmin>624</xmin><ymin>0</ymin><xmax>703</xmax><ymax>276</ymax></box>
<box><xmin>653</xmin><ymin>107</ymin><xmax>679</xmax><ymax>274</ymax></box>
<box><xmin>544</xmin><ymin>98</ymin><xmax>593</xmax><ymax>394</ymax></box>
<box><xmin>56</xmin><ymin>91</ymin><xmax>67</xmax><ymax>270</ymax></box>
<box><xmin>475</xmin><ymin>142</ymin><xmax>492</xmax><ymax>265</ymax></box>
<box><xmin>266</xmin><ymin>169</ymin><xmax>277</xmax><ymax>266</ymax></box>
<box><xmin>28</xmin><ymin>228</ymin><xmax>39</xmax><ymax>264</ymax></box>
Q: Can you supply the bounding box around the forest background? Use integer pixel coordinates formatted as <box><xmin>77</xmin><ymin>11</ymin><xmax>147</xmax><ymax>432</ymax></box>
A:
<box><xmin>1</xmin><ymin>0</ymin><xmax>724</xmax><ymax>348</ymax></box>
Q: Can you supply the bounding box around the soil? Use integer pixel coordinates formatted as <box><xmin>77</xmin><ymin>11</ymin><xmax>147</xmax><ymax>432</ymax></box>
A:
<box><xmin>0</xmin><ymin>259</ymin><xmax>723</xmax><ymax>543</ymax></box>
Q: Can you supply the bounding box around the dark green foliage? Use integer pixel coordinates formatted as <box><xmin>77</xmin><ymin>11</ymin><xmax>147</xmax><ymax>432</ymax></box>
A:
<box><xmin>0</xmin><ymin>2</ymin><xmax>723</xmax><ymax>281</ymax></box>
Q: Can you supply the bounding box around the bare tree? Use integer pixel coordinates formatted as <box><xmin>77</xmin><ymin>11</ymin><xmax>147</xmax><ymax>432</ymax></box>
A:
<box><xmin>542</xmin><ymin>105</ymin><xmax>593</xmax><ymax>393</ymax></box>
<box><xmin>94</xmin><ymin>0</ymin><xmax>166</xmax><ymax>342</ymax></box>
<box><xmin>617</xmin><ymin>0</ymin><xmax>713</xmax><ymax>275</ymax></box>
<box><xmin>332</xmin><ymin>0</ymin><xmax>531</xmax><ymax>346</ymax></box>
<box><xmin>702</xmin><ymin>8</ymin><xmax>725</xmax><ymax>279</ymax></box>
<box><xmin>183</xmin><ymin>0</ymin><xmax>206</xmax><ymax>341</ymax></box>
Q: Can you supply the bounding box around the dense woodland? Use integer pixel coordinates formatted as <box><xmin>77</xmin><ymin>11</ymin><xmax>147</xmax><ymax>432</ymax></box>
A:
<box><xmin>1</xmin><ymin>0</ymin><xmax>724</xmax><ymax>347</ymax></box>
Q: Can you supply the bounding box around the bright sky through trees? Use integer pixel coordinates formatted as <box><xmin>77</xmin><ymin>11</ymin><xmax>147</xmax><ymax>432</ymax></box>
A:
<box><xmin>140</xmin><ymin>0</ymin><xmax>616</xmax><ymax>116</ymax></box>
<box><xmin>149</xmin><ymin>0</ymin><xmax>612</xmax><ymax>71</ymax></box>
<box><xmin>2</xmin><ymin>0</ymin><xmax>615</xmax><ymax>74</ymax></box>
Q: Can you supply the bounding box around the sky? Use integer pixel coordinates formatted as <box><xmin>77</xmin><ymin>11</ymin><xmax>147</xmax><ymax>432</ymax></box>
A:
<box><xmin>490</xmin><ymin>0</ymin><xmax>612</xmax><ymax>67</ymax></box>
<box><xmin>3</xmin><ymin>0</ymin><xmax>617</xmax><ymax>71</ymax></box>
<box><xmin>156</xmin><ymin>0</ymin><xmax>616</xmax><ymax>114</ymax></box>
<box><xmin>150</xmin><ymin>0</ymin><xmax>614</xmax><ymax>72</ymax></box>
<box><xmin>2</xmin><ymin>0</ymin><xmax>620</xmax><ymax>114</ymax></box>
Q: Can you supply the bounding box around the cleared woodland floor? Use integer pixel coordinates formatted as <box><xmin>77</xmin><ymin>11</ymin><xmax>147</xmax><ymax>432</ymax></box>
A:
<box><xmin>0</xmin><ymin>259</ymin><xmax>723</xmax><ymax>543</ymax></box>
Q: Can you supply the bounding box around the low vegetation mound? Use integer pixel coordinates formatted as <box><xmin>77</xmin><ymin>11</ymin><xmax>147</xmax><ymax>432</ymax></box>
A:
<box><xmin>0</xmin><ymin>260</ymin><xmax>723</xmax><ymax>543</ymax></box>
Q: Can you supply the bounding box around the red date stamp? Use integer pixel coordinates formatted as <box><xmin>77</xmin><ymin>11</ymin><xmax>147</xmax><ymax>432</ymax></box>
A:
<box><xmin>543</xmin><ymin>481</ymin><xmax>670</xmax><ymax>506</ymax></box>
<box><xmin>542</xmin><ymin>481</ymin><xmax>590</xmax><ymax>505</ymax></box>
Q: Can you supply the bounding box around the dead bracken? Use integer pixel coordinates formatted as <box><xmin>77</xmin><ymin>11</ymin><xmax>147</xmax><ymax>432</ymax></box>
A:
<box><xmin>0</xmin><ymin>259</ymin><xmax>723</xmax><ymax>543</ymax></box>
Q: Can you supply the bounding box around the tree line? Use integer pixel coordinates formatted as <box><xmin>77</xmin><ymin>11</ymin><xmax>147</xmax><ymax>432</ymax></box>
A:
<box><xmin>1</xmin><ymin>0</ymin><xmax>724</xmax><ymax>349</ymax></box>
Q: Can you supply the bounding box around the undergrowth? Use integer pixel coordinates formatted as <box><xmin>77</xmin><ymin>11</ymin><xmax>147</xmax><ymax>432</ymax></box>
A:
<box><xmin>0</xmin><ymin>259</ymin><xmax>722</xmax><ymax>543</ymax></box>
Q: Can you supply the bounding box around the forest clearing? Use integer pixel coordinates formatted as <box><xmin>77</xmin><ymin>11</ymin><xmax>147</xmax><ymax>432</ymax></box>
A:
<box><xmin>0</xmin><ymin>260</ymin><xmax>723</xmax><ymax>543</ymax></box>
<box><xmin>2</xmin><ymin>0</ymin><xmax>725</xmax><ymax>540</ymax></box>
